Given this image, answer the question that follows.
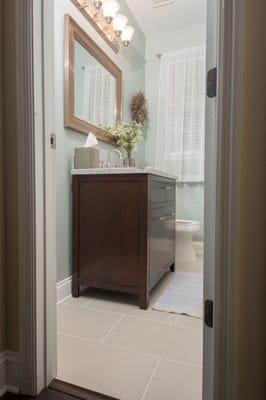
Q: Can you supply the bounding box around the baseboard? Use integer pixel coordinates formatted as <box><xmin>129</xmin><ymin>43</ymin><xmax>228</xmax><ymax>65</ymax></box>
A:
<box><xmin>0</xmin><ymin>351</ymin><xmax>20</xmax><ymax>398</ymax></box>
<box><xmin>0</xmin><ymin>387</ymin><xmax>7</xmax><ymax>399</ymax></box>
<box><xmin>57</xmin><ymin>276</ymin><xmax>72</xmax><ymax>305</ymax></box>
<box><xmin>0</xmin><ymin>352</ymin><xmax>7</xmax><ymax>398</ymax></box>
<box><xmin>193</xmin><ymin>241</ymin><xmax>204</xmax><ymax>256</ymax></box>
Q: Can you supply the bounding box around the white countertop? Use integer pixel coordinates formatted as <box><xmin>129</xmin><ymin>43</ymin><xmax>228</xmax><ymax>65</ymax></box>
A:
<box><xmin>71</xmin><ymin>167</ymin><xmax>177</xmax><ymax>181</ymax></box>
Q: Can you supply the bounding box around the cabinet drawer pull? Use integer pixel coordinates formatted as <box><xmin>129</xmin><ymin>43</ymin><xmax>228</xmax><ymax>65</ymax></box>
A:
<box><xmin>160</xmin><ymin>186</ymin><xmax>172</xmax><ymax>190</ymax></box>
<box><xmin>151</xmin><ymin>216</ymin><xmax>166</xmax><ymax>221</ymax></box>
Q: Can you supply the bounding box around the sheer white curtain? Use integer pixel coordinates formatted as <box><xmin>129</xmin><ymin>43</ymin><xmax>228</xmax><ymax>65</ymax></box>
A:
<box><xmin>153</xmin><ymin>46</ymin><xmax>206</xmax><ymax>182</ymax></box>
<box><xmin>83</xmin><ymin>65</ymin><xmax>115</xmax><ymax>127</ymax></box>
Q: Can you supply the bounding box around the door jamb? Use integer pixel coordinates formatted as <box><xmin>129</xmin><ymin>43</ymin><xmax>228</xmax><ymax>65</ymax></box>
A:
<box><xmin>16</xmin><ymin>0</ymin><xmax>243</xmax><ymax>398</ymax></box>
<box><xmin>212</xmin><ymin>1</ymin><xmax>243</xmax><ymax>399</ymax></box>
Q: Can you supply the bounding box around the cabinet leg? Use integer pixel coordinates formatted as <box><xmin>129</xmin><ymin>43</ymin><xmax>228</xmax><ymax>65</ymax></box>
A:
<box><xmin>72</xmin><ymin>279</ymin><xmax>80</xmax><ymax>297</ymax></box>
<box><xmin>170</xmin><ymin>263</ymin><xmax>175</xmax><ymax>272</ymax></box>
<box><xmin>139</xmin><ymin>290</ymin><xmax>149</xmax><ymax>310</ymax></box>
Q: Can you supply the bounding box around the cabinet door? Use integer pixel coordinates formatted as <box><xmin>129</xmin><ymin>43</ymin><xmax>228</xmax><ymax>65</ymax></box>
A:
<box><xmin>76</xmin><ymin>177</ymin><xmax>147</xmax><ymax>288</ymax></box>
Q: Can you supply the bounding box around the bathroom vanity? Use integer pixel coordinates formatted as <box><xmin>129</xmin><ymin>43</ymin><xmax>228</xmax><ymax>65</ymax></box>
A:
<box><xmin>72</xmin><ymin>168</ymin><xmax>176</xmax><ymax>309</ymax></box>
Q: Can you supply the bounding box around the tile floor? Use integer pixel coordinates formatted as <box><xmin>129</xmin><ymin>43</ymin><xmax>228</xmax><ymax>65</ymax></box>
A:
<box><xmin>57</xmin><ymin>257</ymin><xmax>203</xmax><ymax>400</ymax></box>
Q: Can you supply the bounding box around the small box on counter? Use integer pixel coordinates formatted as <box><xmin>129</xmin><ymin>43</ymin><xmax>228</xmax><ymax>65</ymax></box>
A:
<box><xmin>74</xmin><ymin>147</ymin><xmax>100</xmax><ymax>169</ymax></box>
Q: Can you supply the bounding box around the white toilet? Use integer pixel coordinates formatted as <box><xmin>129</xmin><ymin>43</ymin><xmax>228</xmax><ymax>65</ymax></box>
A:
<box><xmin>175</xmin><ymin>219</ymin><xmax>200</xmax><ymax>263</ymax></box>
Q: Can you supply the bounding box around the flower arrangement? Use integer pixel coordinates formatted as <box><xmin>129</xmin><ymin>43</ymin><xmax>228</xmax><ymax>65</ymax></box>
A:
<box><xmin>107</xmin><ymin>121</ymin><xmax>144</xmax><ymax>167</ymax></box>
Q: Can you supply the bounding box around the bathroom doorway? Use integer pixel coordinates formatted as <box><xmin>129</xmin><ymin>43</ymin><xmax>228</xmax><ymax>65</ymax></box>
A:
<box><xmin>20</xmin><ymin>0</ymin><xmax>232</xmax><ymax>398</ymax></box>
<box><xmin>51</xmin><ymin>1</ymin><xmax>210</xmax><ymax>399</ymax></box>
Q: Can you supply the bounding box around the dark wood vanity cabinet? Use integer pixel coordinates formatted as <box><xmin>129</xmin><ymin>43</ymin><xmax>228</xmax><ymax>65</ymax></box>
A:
<box><xmin>72</xmin><ymin>173</ymin><xmax>176</xmax><ymax>309</ymax></box>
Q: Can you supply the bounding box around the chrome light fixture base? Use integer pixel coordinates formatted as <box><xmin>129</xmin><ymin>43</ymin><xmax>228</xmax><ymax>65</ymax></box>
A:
<box><xmin>93</xmin><ymin>0</ymin><xmax>102</xmax><ymax>9</ymax></box>
<box><xmin>72</xmin><ymin>0</ymin><xmax>134</xmax><ymax>53</ymax></box>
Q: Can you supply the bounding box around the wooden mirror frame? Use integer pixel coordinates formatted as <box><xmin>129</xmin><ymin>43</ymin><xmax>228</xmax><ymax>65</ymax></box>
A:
<box><xmin>64</xmin><ymin>15</ymin><xmax>122</xmax><ymax>144</ymax></box>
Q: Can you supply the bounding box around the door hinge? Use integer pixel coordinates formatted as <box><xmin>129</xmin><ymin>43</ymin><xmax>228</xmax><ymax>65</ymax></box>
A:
<box><xmin>207</xmin><ymin>67</ymin><xmax>217</xmax><ymax>98</ymax></box>
<box><xmin>204</xmin><ymin>299</ymin><xmax>214</xmax><ymax>328</ymax></box>
<box><xmin>50</xmin><ymin>133</ymin><xmax>56</xmax><ymax>149</ymax></box>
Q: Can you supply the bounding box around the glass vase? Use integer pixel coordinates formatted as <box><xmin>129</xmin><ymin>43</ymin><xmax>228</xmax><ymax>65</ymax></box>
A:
<box><xmin>123</xmin><ymin>151</ymin><xmax>136</xmax><ymax>168</ymax></box>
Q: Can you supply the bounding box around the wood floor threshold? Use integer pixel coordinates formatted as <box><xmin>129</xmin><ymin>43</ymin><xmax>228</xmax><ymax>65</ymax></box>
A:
<box><xmin>49</xmin><ymin>379</ymin><xmax>119</xmax><ymax>400</ymax></box>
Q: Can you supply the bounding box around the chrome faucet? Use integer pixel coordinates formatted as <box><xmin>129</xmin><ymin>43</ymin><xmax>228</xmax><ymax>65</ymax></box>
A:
<box><xmin>107</xmin><ymin>149</ymin><xmax>123</xmax><ymax>168</ymax></box>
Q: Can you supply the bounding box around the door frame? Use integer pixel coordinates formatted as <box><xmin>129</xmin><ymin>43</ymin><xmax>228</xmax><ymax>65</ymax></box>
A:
<box><xmin>16</xmin><ymin>0</ymin><xmax>243</xmax><ymax>398</ymax></box>
<box><xmin>204</xmin><ymin>0</ymin><xmax>243</xmax><ymax>399</ymax></box>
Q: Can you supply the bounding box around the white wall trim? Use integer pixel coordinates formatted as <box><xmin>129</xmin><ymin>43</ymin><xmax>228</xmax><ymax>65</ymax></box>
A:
<box><xmin>57</xmin><ymin>277</ymin><xmax>72</xmax><ymax>305</ymax></box>
<box><xmin>16</xmin><ymin>0</ymin><xmax>46</xmax><ymax>395</ymax></box>
<box><xmin>43</xmin><ymin>0</ymin><xmax>57</xmax><ymax>386</ymax></box>
<box><xmin>16</xmin><ymin>0</ymin><xmax>38</xmax><ymax>394</ymax></box>
<box><xmin>0</xmin><ymin>351</ymin><xmax>21</xmax><ymax>397</ymax></box>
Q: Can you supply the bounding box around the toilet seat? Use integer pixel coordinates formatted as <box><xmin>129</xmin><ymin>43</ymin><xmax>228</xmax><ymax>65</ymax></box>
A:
<box><xmin>176</xmin><ymin>219</ymin><xmax>200</xmax><ymax>232</ymax></box>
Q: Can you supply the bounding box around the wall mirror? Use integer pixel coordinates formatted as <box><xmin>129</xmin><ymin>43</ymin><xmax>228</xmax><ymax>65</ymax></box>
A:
<box><xmin>64</xmin><ymin>15</ymin><xmax>122</xmax><ymax>144</ymax></box>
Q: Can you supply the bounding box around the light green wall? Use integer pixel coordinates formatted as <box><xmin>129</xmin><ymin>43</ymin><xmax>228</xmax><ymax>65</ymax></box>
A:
<box><xmin>145</xmin><ymin>25</ymin><xmax>206</xmax><ymax>240</ymax></box>
<box><xmin>55</xmin><ymin>0</ymin><xmax>146</xmax><ymax>282</ymax></box>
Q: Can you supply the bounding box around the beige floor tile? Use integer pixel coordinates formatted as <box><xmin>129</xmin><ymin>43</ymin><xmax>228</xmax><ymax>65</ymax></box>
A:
<box><xmin>81</xmin><ymin>271</ymin><xmax>178</xmax><ymax>325</ymax></box>
<box><xmin>64</xmin><ymin>296</ymin><xmax>93</xmax><ymax>308</ymax></box>
<box><xmin>87</xmin><ymin>291</ymin><xmax>177</xmax><ymax>325</ymax></box>
<box><xmin>178</xmin><ymin>315</ymin><xmax>203</xmax><ymax>330</ymax></box>
<box><xmin>143</xmin><ymin>359</ymin><xmax>202</xmax><ymax>400</ymax></box>
<box><xmin>176</xmin><ymin>256</ymin><xmax>204</xmax><ymax>274</ymax></box>
<box><xmin>57</xmin><ymin>304</ymin><xmax>122</xmax><ymax>341</ymax></box>
<box><xmin>63</xmin><ymin>287</ymin><xmax>101</xmax><ymax>308</ymax></box>
<box><xmin>57</xmin><ymin>333</ymin><xmax>158</xmax><ymax>400</ymax></box>
<box><xmin>104</xmin><ymin>316</ymin><xmax>202</xmax><ymax>366</ymax></box>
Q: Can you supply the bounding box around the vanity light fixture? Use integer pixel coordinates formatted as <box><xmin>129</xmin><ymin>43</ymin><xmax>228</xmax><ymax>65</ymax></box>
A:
<box><xmin>93</xmin><ymin>0</ymin><xmax>102</xmax><ymax>9</ymax></box>
<box><xmin>71</xmin><ymin>0</ymin><xmax>135</xmax><ymax>52</ymax></box>
<box><xmin>102</xmin><ymin>0</ymin><xmax>120</xmax><ymax>24</ymax></box>
<box><xmin>121</xmin><ymin>25</ymin><xmax>135</xmax><ymax>47</ymax></box>
<box><xmin>113</xmin><ymin>13</ymin><xmax>128</xmax><ymax>37</ymax></box>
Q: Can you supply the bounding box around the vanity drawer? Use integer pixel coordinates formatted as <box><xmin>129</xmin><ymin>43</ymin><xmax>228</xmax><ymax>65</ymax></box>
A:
<box><xmin>164</xmin><ymin>204</ymin><xmax>176</xmax><ymax>220</ymax></box>
<box><xmin>150</xmin><ymin>205</ymin><xmax>175</xmax><ymax>221</ymax></box>
<box><xmin>150</xmin><ymin>206</ymin><xmax>165</xmax><ymax>221</ymax></box>
<box><xmin>151</xmin><ymin>178</ymin><xmax>175</xmax><ymax>205</ymax></box>
<box><xmin>165</xmin><ymin>184</ymin><xmax>175</xmax><ymax>203</ymax></box>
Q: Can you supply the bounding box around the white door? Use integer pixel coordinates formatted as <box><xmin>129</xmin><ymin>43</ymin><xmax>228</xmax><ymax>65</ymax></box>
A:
<box><xmin>203</xmin><ymin>0</ymin><xmax>220</xmax><ymax>399</ymax></box>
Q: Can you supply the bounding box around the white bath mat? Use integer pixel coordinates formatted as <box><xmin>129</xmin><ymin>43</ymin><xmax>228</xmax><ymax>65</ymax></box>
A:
<box><xmin>152</xmin><ymin>272</ymin><xmax>203</xmax><ymax>318</ymax></box>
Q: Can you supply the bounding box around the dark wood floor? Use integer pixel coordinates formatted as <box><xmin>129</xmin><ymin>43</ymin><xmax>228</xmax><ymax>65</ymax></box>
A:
<box><xmin>3</xmin><ymin>389</ymin><xmax>112</xmax><ymax>400</ymax></box>
<box><xmin>2</xmin><ymin>389</ymin><xmax>78</xmax><ymax>400</ymax></box>
<box><xmin>3</xmin><ymin>379</ymin><xmax>118</xmax><ymax>400</ymax></box>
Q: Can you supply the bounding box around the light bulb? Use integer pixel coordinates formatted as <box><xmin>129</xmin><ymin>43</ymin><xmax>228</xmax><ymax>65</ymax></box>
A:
<box><xmin>113</xmin><ymin>14</ymin><xmax>128</xmax><ymax>37</ymax></box>
<box><xmin>102</xmin><ymin>0</ymin><xmax>120</xmax><ymax>24</ymax></box>
<box><xmin>121</xmin><ymin>25</ymin><xmax>135</xmax><ymax>47</ymax></box>
<box><xmin>93</xmin><ymin>0</ymin><xmax>102</xmax><ymax>10</ymax></box>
